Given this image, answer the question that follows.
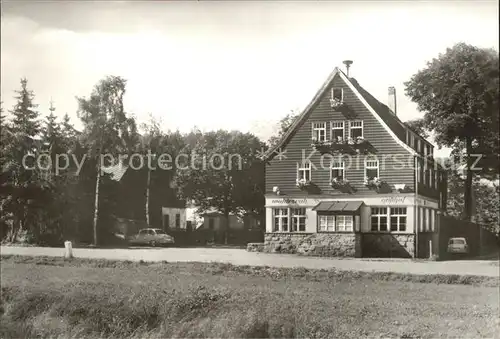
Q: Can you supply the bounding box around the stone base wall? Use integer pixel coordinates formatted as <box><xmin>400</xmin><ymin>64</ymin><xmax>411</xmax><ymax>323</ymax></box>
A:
<box><xmin>264</xmin><ymin>233</ymin><xmax>362</xmax><ymax>257</ymax></box>
<box><xmin>246</xmin><ymin>242</ymin><xmax>265</xmax><ymax>252</ymax></box>
<box><xmin>361</xmin><ymin>233</ymin><xmax>415</xmax><ymax>258</ymax></box>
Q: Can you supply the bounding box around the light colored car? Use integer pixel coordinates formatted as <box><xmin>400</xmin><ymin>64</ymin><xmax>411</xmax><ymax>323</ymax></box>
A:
<box><xmin>128</xmin><ymin>228</ymin><xmax>175</xmax><ymax>247</ymax></box>
<box><xmin>447</xmin><ymin>237</ymin><xmax>469</xmax><ymax>254</ymax></box>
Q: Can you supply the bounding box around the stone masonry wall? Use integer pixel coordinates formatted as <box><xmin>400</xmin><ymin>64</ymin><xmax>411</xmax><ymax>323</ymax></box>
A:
<box><xmin>264</xmin><ymin>233</ymin><xmax>362</xmax><ymax>257</ymax></box>
<box><xmin>361</xmin><ymin>233</ymin><xmax>415</xmax><ymax>258</ymax></box>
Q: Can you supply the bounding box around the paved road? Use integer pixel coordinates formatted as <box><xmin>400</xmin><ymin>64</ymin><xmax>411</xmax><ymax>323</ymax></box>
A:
<box><xmin>1</xmin><ymin>246</ymin><xmax>499</xmax><ymax>277</ymax></box>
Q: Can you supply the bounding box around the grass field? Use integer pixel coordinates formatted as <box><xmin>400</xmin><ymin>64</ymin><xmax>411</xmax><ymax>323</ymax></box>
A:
<box><xmin>1</xmin><ymin>255</ymin><xmax>499</xmax><ymax>338</ymax></box>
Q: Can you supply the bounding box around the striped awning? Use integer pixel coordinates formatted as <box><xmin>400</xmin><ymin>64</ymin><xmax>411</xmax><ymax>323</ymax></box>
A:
<box><xmin>312</xmin><ymin>201</ymin><xmax>364</xmax><ymax>212</ymax></box>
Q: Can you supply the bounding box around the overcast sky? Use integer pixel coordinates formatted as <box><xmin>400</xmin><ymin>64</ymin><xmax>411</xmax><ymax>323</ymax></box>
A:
<box><xmin>1</xmin><ymin>1</ymin><xmax>498</xmax><ymax>155</ymax></box>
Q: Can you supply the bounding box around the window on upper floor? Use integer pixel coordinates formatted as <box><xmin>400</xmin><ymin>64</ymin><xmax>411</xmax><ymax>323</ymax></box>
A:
<box><xmin>330</xmin><ymin>160</ymin><xmax>345</xmax><ymax>180</ymax></box>
<box><xmin>417</xmin><ymin>139</ymin><xmax>421</xmax><ymax>153</ymax></box>
<box><xmin>331</xmin><ymin>121</ymin><xmax>345</xmax><ymax>142</ymax></box>
<box><xmin>417</xmin><ymin>160</ymin><xmax>423</xmax><ymax>183</ymax></box>
<box><xmin>427</xmin><ymin>145</ymin><xmax>432</xmax><ymax>157</ymax></box>
<box><xmin>349</xmin><ymin>120</ymin><xmax>363</xmax><ymax>139</ymax></box>
<box><xmin>410</xmin><ymin>133</ymin><xmax>415</xmax><ymax>148</ymax></box>
<box><xmin>331</xmin><ymin>87</ymin><xmax>343</xmax><ymax>102</ymax></box>
<box><xmin>424</xmin><ymin>162</ymin><xmax>429</xmax><ymax>186</ymax></box>
<box><xmin>365</xmin><ymin>159</ymin><xmax>379</xmax><ymax>180</ymax></box>
<box><xmin>312</xmin><ymin>122</ymin><xmax>327</xmax><ymax>142</ymax></box>
<box><xmin>298</xmin><ymin>161</ymin><xmax>312</xmax><ymax>182</ymax></box>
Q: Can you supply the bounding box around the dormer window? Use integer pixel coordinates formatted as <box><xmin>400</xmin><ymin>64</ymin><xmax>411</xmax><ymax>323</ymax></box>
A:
<box><xmin>331</xmin><ymin>88</ymin><xmax>343</xmax><ymax>101</ymax></box>
<box><xmin>330</xmin><ymin>87</ymin><xmax>344</xmax><ymax>108</ymax></box>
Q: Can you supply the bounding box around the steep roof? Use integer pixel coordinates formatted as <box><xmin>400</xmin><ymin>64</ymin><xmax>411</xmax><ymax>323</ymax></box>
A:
<box><xmin>264</xmin><ymin>67</ymin><xmax>419</xmax><ymax>160</ymax></box>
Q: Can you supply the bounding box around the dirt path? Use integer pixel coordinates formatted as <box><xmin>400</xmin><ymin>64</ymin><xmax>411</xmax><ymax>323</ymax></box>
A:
<box><xmin>2</xmin><ymin>245</ymin><xmax>499</xmax><ymax>277</ymax></box>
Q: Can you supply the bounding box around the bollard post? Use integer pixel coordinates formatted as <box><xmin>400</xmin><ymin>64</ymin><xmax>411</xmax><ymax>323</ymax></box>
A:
<box><xmin>429</xmin><ymin>240</ymin><xmax>432</xmax><ymax>258</ymax></box>
<box><xmin>64</xmin><ymin>241</ymin><xmax>73</xmax><ymax>259</ymax></box>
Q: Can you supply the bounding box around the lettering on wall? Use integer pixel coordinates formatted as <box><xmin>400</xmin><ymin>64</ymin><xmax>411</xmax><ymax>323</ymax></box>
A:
<box><xmin>270</xmin><ymin>198</ymin><xmax>321</xmax><ymax>205</ymax></box>
<box><xmin>380</xmin><ymin>196</ymin><xmax>407</xmax><ymax>205</ymax></box>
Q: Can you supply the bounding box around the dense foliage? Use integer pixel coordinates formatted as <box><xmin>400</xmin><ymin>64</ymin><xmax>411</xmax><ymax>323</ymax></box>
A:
<box><xmin>405</xmin><ymin>43</ymin><xmax>499</xmax><ymax>221</ymax></box>
<box><xmin>1</xmin><ymin>77</ymin><xmax>266</xmax><ymax>246</ymax></box>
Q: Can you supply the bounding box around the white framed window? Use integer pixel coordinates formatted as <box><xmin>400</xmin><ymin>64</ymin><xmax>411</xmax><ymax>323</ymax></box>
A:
<box><xmin>336</xmin><ymin>215</ymin><xmax>353</xmax><ymax>232</ymax></box>
<box><xmin>297</xmin><ymin>161</ymin><xmax>312</xmax><ymax>181</ymax></box>
<box><xmin>349</xmin><ymin>120</ymin><xmax>363</xmax><ymax>138</ymax></box>
<box><xmin>331</xmin><ymin>121</ymin><xmax>345</xmax><ymax>141</ymax></box>
<box><xmin>331</xmin><ymin>87</ymin><xmax>343</xmax><ymax>102</ymax></box>
<box><xmin>318</xmin><ymin>215</ymin><xmax>335</xmax><ymax>232</ymax></box>
<box><xmin>424</xmin><ymin>161</ymin><xmax>429</xmax><ymax>186</ymax></box>
<box><xmin>390</xmin><ymin>207</ymin><xmax>407</xmax><ymax>232</ymax></box>
<box><xmin>312</xmin><ymin>122</ymin><xmax>327</xmax><ymax>142</ymax></box>
<box><xmin>417</xmin><ymin>159</ymin><xmax>423</xmax><ymax>183</ymax></box>
<box><xmin>291</xmin><ymin>208</ymin><xmax>306</xmax><ymax>232</ymax></box>
<box><xmin>365</xmin><ymin>159</ymin><xmax>379</xmax><ymax>180</ymax></box>
<box><xmin>371</xmin><ymin>207</ymin><xmax>388</xmax><ymax>231</ymax></box>
<box><xmin>330</xmin><ymin>160</ymin><xmax>345</xmax><ymax>180</ymax></box>
<box><xmin>318</xmin><ymin>215</ymin><xmax>353</xmax><ymax>232</ymax></box>
<box><xmin>273</xmin><ymin>208</ymin><xmax>289</xmax><ymax>232</ymax></box>
<box><xmin>417</xmin><ymin>139</ymin><xmax>421</xmax><ymax>153</ymax></box>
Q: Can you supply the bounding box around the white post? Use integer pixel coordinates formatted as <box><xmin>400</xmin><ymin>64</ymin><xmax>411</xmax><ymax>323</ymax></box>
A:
<box><xmin>429</xmin><ymin>240</ymin><xmax>432</xmax><ymax>258</ymax></box>
<box><xmin>64</xmin><ymin>241</ymin><xmax>73</xmax><ymax>259</ymax></box>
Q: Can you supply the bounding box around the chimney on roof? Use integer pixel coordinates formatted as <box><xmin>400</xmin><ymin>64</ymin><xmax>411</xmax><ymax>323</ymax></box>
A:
<box><xmin>342</xmin><ymin>60</ymin><xmax>353</xmax><ymax>77</ymax></box>
<box><xmin>388</xmin><ymin>86</ymin><xmax>397</xmax><ymax>116</ymax></box>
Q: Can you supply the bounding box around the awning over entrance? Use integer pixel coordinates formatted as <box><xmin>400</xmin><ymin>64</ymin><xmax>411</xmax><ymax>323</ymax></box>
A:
<box><xmin>312</xmin><ymin>201</ymin><xmax>364</xmax><ymax>212</ymax></box>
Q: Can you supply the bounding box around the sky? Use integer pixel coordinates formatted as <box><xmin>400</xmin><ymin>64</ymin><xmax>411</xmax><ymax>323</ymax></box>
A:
<box><xmin>1</xmin><ymin>1</ymin><xmax>498</xmax><ymax>157</ymax></box>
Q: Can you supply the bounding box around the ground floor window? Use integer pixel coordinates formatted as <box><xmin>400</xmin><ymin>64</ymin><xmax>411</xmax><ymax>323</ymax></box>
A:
<box><xmin>273</xmin><ymin>208</ymin><xmax>289</xmax><ymax>232</ymax></box>
<box><xmin>318</xmin><ymin>215</ymin><xmax>353</xmax><ymax>232</ymax></box>
<box><xmin>390</xmin><ymin>207</ymin><xmax>407</xmax><ymax>231</ymax></box>
<box><xmin>291</xmin><ymin>208</ymin><xmax>306</xmax><ymax>232</ymax></box>
<box><xmin>371</xmin><ymin>207</ymin><xmax>408</xmax><ymax>232</ymax></box>
<box><xmin>319</xmin><ymin>215</ymin><xmax>335</xmax><ymax>232</ymax></box>
<box><xmin>371</xmin><ymin>207</ymin><xmax>388</xmax><ymax>231</ymax></box>
<box><xmin>273</xmin><ymin>208</ymin><xmax>306</xmax><ymax>232</ymax></box>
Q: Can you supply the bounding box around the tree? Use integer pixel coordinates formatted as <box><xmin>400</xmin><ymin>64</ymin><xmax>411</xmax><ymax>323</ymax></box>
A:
<box><xmin>77</xmin><ymin>76</ymin><xmax>138</xmax><ymax>246</ymax></box>
<box><xmin>404</xmin><ymin>118</ymin><xmax>429</xmax><ymax>139</ymax></box>
<box><xmin>267</xmin><ymin>110</ymin><xmax>299</xmax><ymax>147</ymax></box>
<box><xmin>446</xmin><ymin>167</ymin><xmax>499</xmax><ymax>237</ymax></box>
<box><xmin>405</xmin><ymin>43</ymin><xmax>499</xmax><ymax>221</ymax></box>
<box><xmin>1</xmin><ymin>78</ymin><xmax>46</xmax><ymax>242</ymax></box>
<box><xmin>175</xmin><ymin>130</ymin><xmax>265</xmax><ymax>244</ymax></box>
<box><xmin>139</xmin><ymin>114</ymin><xmax>163</xmax><ymax>226</ymax></box>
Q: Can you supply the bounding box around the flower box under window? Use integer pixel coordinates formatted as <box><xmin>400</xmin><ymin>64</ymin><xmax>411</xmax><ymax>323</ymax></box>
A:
<box><xmin>331</xmin><ymin>177</ymin><xmax>355</xmax><ymax>194</ymax></box>
<box><xmin>364</xmin><ymin>176</ymin><xmax>382</xmax><ymax>189</ymax></box>
<box><xmin>296</xmin><ymin>178</ymin><xmax>312</xmax><ymax>190</ymax></box>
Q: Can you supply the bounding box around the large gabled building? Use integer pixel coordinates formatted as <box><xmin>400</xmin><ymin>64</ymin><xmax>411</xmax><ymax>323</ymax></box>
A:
<box><xmin>262</xmin><ymin>62</ymin><xmax>447</xmax><ymax>258</ymax></box>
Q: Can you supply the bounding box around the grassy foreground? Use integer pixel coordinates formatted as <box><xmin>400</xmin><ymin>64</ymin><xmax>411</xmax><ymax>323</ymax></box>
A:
<box><xmin>1</xmin><ymin>255</ymin><xmax>499</xmax><ymax>338</ymax></box>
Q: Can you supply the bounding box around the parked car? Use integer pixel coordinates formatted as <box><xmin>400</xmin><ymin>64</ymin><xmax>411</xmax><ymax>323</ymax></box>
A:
<box><xmin>447</xmin><ymin>237</ymin><xmax>469</xmax><ymax>254</ymax></box>
<box><xmin>128</xmin><ymin>228</ymin><xmax>175</xmax><ymax>247</ymax></box>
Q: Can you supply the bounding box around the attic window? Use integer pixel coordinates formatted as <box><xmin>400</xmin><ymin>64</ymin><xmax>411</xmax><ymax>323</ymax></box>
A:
<box><xmin>331</xmin><ymin>88</ymin><xmax>343</xmax><ymax>102</ymax></box>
